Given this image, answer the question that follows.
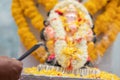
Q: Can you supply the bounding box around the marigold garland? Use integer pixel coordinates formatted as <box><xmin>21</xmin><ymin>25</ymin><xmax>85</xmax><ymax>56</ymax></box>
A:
<box><xmin>94</xmin><ymin>0</ymin><xmax>120</xmax><ymax>35</ymax></box>
<box><xmin>84</xmin><ymin>0</ymin><xmax>109</xmax><ymax>15</ymax></box>
<box><xmin>86</xmin><ymin>0</ymin><xmax>120</xmax><ymax>61</ymax></box>
<box><xmin>38</xmin><ymin>0</ymin><xmax>58</xmax><ymax>11</ymax></box>
<box><xmin>11</xmin><ymin>0</ymin><xmax>47</xmax><ymax>63</ymax></box>
<box><xmin>19</xmin><ymin>0</ymin><xmax>44</xmax><ymax>31</ymax></box>
<box><xmin>11</xmin><ymin>0</ymin><xmax>120</xmax><ymax>62</ymax></box>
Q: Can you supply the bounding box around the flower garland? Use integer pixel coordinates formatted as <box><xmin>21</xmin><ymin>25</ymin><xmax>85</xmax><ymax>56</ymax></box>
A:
<box><xmin>11</xmin><ymin>0</ymin><xmax>120</xmax><ymax>62</ymax></box>
<box><xmin>11</xmin><ymin>0</ymin><xmax>47</xmax><ymax>63</ymax></box>
<box><xmin>94</xmin><ymin>0</ymin><xmax>120</xmax><ymax>35</ymax></box>
<box><xmin>84</xmin><ymin>0</ymin><xmax>109</xmax><ymax>15</ymax></box>
<box><xmin>19</xmin><ymin>0</ymin><xmax>57</xmax><ymax>31</ymax></box>
<box><xmin>86</xmin><ymin>0</ymin><xmax>120</xmax><ymax>61</ymax></box>
<box><xmin>19</xmin><ymin>0</ymin><xmax>44</xmax><ymax>31</ymax></box>
<box><xmin>38</xmin><ymin>0</ymin><xmax>58</xmax><ymax>11</ymax></box>
<box><xmin>46</xmin><ymin>0</ymin><xmax>94</xmax><ymax>69</ymax></box>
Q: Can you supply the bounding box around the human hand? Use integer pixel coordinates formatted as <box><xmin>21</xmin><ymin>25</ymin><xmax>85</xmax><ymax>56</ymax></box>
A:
<box><xmin>0</xmin><ymin>56</ymin><xmax>23</xmax><ymax>80</ymax></box>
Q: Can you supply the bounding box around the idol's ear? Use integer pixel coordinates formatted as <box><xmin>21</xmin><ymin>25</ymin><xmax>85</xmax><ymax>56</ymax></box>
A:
<box><xmin>40</xmin><ymin>28</ymin><xmax>46</xmax><ymax>41</ymax></box>
<box><xmin>40</xmin><ymin>28</ymin><xmax>49</xmax><ymax>53</ymax></box>
<box><xmin>43</xmin><ymin>20</ymin><xmax>50</xmax><ymax>26</ymax></box>
<box><xmin>41</xmin><ymin>20</ymin><xmax>50</xmax><ymax>41</ymax></box>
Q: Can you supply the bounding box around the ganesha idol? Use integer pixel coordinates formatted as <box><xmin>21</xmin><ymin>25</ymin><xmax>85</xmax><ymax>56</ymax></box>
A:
<box><xmin>40</xmin><ymin>0</ymin><xmax>94</xmax><ymax>70</ymax></box>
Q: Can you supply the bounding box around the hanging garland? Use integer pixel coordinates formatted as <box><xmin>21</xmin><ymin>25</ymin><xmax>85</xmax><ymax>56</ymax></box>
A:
<box><xmin>94</xmin><ymin>0</ymin><xmax>120</xmax><ymax>35</ymax></box>
<box><xmin>19</xmin><ymin>0</ymin><xmax>44</xmax><ymax>31</ymax></box>
<box><xmin>86</xmin><ymin>0</ymin><xmax>120</xmax><ymax>61</ymax></box>
<box><xmin>84</xmin><ymin>0</ymin><xmax>109</xmax><ymax>15</ymax></box>
<box><xmin>11</xmin><ymin>0</ymin><xmax>120</xmax><ymax>62</ymax></box>
<box><xmin>38</xmin><ymin>0</ymin><xmax>58</xmax><ymax>11</ymax></box>
<box><xmin>11</xmin><ymin>0</ymin><xmax>48</xmax><ymax>63</ymax></box>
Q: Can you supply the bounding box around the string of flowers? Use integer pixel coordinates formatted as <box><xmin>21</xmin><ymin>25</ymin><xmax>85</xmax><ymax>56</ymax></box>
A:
<box><xmin>38</xmin><ymin>0</ymin><xmax>58</xmax><ymax>11</ymax></box>
<box><xmin>87</xmin><ymin>0</ymin><xmax>120</xmax><ymax>61</ymax></box>
<box><xmin>19</xmin><ymin>0</ymin><xmax>44</xmax><ymax>31</ymax></box>
<box><xmin>11</xmin><ymin>0</ymin><xmax>47</xmax><ymax>63</ymax></box>
<box><xmin>84</xmin><ymin>0</ymin><xmax>109</xmax><ymax>15</ymax></box>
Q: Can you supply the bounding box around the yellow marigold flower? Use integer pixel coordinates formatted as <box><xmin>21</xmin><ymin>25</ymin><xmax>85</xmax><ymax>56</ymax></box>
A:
<box><xmin>88</xmin><ymin>42</ymin><xmax>94</xmax><ymax>54</ymax></box>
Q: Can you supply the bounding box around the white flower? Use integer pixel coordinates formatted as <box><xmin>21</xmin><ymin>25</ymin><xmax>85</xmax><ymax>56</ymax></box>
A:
<box><xmin>47</xmin><ymin>0</ymin><xmax>93</xmax><ymax>69</ymax></box>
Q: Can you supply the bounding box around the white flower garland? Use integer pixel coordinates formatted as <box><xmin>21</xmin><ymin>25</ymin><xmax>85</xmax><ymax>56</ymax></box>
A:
<box><xmin>47</xmin><ymin>0</ymin><xmax>93</xmax><ymax>69</ymax></box>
